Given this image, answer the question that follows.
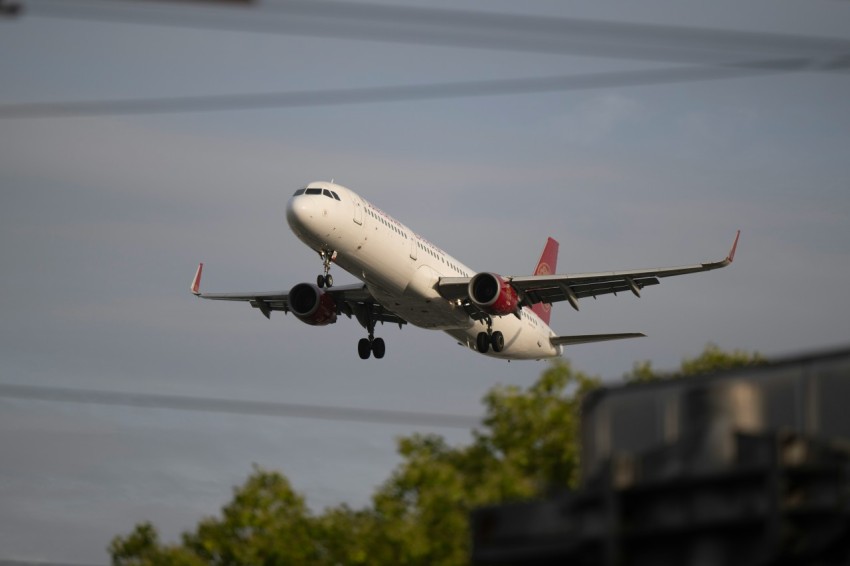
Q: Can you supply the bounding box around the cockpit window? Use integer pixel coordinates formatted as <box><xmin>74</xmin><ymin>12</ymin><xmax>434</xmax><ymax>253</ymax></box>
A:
<box><xmin>298</xmin><ymin>187</ymin><xmax>341</xmax><ymax>200</ymax></box>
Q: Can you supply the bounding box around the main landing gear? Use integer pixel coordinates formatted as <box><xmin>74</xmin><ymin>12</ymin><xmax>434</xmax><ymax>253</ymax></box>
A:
<box><xmin>358</xmin><ymin>315</ymin><xmax>385</xmax><ymax>359</ymax></box>
<box><xmin>476</xmin><ymin>316</ymin><xmax>504</xmax><ymax>354</ymax></box>
<box><xmin>358</xmin><ymin>336</ymin><xmax>386</xmax><ymax>360</ymax></box>
<box><xmin>316</xmin><ymin>250</ymin><xmax>335</xmax><ymax>288</ymax></box>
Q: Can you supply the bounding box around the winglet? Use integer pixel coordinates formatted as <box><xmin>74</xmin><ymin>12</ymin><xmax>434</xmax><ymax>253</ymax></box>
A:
<box><xmin>191</xmin><ymin>263</ymin><xmax>204</xmax><ymax>295</ymax></box>
<box><xmin>726</xmin><ymin>230</ymin><xmax>741</xmax><ymax>264</ymax></box>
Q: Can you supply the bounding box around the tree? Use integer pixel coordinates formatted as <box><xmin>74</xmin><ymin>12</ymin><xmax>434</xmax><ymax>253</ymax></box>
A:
<box><xmin>110</xmin><ymin>361</ymin><xmax>597</xmax><ymax>565</ymax></box>
<box><xmin>180</xmin><ymin>466</ymin><xmax>320</xmax><ymax>565</ymax></box>
<box><xmin>110</xmin><ymin>522</ymin><xmax>201</xmax><ymax>566</ymax></box>
<box><xmin>477</xmin><ymin>360</ymin><xmax>600</xmax><ymax>491</ymax></box>
<box><xmin>625</xmin><ymin>342</ymin><xmax>766</xmax><ymax>383</ymax></box>
<box><xmin>357</xmin><ymin>360</ymin><xmax>601</xmax><ymax>565</ymax></box>
<box><xmin>110</xmin><ymin>345</ymin><xmax>762</xmax><ymax>566</ymax></box>
<box><xmin>111</xmin><ymin>467</ymin><xmax>325</xmax><ymax>566</ymax></box>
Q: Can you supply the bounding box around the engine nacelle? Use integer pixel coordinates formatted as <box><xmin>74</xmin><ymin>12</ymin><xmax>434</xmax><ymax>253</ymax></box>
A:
<box><xmin>288</xmin><ymin>283</ymin><xmax>338</xmax><ymax>326</ymax></box>
<box><xmin>468</xmin><ymin>272</ymin><xmax>520</xmax><ymax>317</ymax></box>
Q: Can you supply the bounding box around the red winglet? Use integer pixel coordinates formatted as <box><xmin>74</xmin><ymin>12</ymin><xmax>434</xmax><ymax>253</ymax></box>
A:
<box><xmin>726</xmin><ymin>230</ymin><xmax>740</xmax><ymax>264</ymax></box>
<box><xmin>191</xmin><ymin>263</ymin><xmax>204</xmax><ymax>295</ymax></box>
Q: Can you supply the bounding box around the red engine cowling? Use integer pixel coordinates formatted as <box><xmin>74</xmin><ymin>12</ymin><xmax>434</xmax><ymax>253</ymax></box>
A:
<box><xmin>468</xmin><ymin>272</ymin><xmax>520</xmax><ymax>317</ymax></box>
<box><xmin>288</xmin><ymin>283</ymin><xmax>338</xmax><ymax>326</ymax></box>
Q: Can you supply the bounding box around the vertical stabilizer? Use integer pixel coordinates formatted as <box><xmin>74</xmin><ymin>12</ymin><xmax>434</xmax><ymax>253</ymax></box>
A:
<box><xmin>531</xmin><ymin>237</ymin><xmax>559</xmax><ymax>325</ymax></box>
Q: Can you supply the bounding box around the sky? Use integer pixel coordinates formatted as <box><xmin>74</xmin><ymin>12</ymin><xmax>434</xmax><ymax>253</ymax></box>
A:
<box><xmin>1</xmin><ymin>0</ymin><xmax>849</xmax><ymax>563</ymax></box>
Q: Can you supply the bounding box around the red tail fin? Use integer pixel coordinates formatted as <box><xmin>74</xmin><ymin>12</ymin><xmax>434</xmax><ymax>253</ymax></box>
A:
<box><xmin>531</xmin><ymin>237</ymin><xmax>559</xmax><ymax>325</ymax></box>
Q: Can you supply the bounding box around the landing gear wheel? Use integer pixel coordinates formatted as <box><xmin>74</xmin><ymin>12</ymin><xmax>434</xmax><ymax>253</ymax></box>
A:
<box><xmin>476</xmin><ymin>332</ymin><xmax>490</xmax><ymax>354</ymax></box>
<box><xmin>318</xmin><ymin>250</ymin><xmax>335</xmax><ymax>289</ymax></box>
<box><xmin>358</xmin><ymin>338</ymin><xmax>371</xmax><ymax>359</ymax></box>
<box><xmin>357</xmin><ymin>308</ymin><xmax>386</xmax><ymax>360</ymax></box>
<box><xmin>372</xmin><ymin>337</ymin><xmax>386</xmax><ymax>359</ymax></box>
<box><xmin>491</xmin><ymin>331</ymin><xmax>504</xmax><ymax>353</ymax></box>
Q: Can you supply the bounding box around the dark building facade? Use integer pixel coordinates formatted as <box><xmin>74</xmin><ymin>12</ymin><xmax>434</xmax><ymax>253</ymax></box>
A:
<box><xmin>472</xmin><ymin>346</ymin><xmax>850</xmax><ymax>566</ymax></box>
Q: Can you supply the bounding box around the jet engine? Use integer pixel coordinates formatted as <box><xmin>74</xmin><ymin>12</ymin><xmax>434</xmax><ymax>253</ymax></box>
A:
<box><xmin>468</xmin><ymin>272</ymin><xmax>520</xmax><ymax>317</ymax></box>
<box><xmin>288</xmin><ymin>283</ymin><xmax>338</xmax><ymax>326</ymax></box>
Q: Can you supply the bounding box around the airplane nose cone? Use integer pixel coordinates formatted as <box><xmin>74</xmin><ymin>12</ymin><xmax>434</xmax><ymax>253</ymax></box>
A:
<box><xmin>286</xmin><ymin>195</ymin><xmax>317</xmax><ymax>233</ymax></box>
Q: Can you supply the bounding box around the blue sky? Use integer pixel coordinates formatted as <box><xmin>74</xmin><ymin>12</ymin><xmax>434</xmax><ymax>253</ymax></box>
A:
<box><xmin>1</xmin><ymin>0</ymin><xmax>849</xmax><ymax>562</ymax></box>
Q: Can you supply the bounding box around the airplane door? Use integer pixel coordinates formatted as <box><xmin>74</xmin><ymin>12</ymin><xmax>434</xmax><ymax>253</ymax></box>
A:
<box><xmin>410</xmin><ymin>237</ymin><xmax>418</xmax><ymax>260</ymax></box>
<box><xmin>353</xmin><ymin>199</ymin><xmax>363</xmax><ymax>225</ymax></box>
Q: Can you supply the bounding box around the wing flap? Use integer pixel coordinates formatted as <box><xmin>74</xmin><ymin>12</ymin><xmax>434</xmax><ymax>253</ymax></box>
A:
<box><xmin>355</xmin><ymin>301</ymin><xmax>408</xmax><ymax>327</ymax></box>
<box><xmin>436</xmin><ymin>277</ymin><xmax>470</xmax><ymax>301</ymax></box>
<box><xmin>516</xmin><ymin>276</ymin><xmax>661</xmax><ymax>304</ymax></box>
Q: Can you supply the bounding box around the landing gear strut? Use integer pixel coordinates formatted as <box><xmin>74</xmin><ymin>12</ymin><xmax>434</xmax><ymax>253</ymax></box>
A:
<box><xmin>476</xmin><ymin>316</ymin><xmax>504</xmax><ymax>354</ymax></box>
<box><xmin>357</xmin><ymin>311</ymin><xmax>385</xmax><ymax>359</ymax></box>
<box><xmin>316</xmin><ymin>250</ymin><xmax>335</xmax><ymax>288</ymax></box>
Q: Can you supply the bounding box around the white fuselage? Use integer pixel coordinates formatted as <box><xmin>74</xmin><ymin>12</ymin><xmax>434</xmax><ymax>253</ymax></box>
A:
<box><xmin>286</xmin><ymin>182</ymin><xmax>561</xmax><ymax>360</ymax></box>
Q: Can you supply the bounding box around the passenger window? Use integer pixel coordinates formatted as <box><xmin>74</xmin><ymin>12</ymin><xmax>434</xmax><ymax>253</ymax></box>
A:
<box><xmin>306</xmin><ymin>188</ymin><xmax>322</xmax><ymax>195</ymax></box>
<box><xmin>294</xmin><ymin>188</ymin><xmax>306</xmax><ymax>196</ymax></box>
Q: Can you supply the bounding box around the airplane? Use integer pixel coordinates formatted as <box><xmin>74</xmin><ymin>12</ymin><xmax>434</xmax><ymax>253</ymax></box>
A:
<box><xmin>191</xmin><ymin>181</ymin><xmax>739</xmax><ymax>361</ymax></box>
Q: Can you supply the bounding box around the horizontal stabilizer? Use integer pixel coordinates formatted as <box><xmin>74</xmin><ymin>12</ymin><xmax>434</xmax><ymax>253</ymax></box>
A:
<box><xmin>551</xmin><ymin>333</ymin><xmax>645</xmax><ymax>346</ymax></box>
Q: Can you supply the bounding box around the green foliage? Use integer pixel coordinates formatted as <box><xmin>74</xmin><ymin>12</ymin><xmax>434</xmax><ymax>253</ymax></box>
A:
<box><xmin>110</xmin><ymin>522</ymin><xmax>160</xmax><ymax>566</ymax></box>
<box><xmin>624</xmin><ymin>342</ymin><xmax>767</xmax><ymax>383</ymax></box>
<box><xmin>110</xmin><ymin>345</ymin><xmax>761</xmax><ymax>566</ymax></box>
<box><xmin>110</xmin><ymin>522</ymin><xmax>202</xmax><ymax>566</ymax></box>
<box><xmin>361</xmin><ymin>360</ymin><xmax>600</xmax><ymax>565</ymax></box>
<box><xmin>180</xmin><ymin>466</ymin><xmax>320</xmax><ymax>565</ymax></box>
<box><xmin>477</xmin><ymin>360</ymin><xmax>600</xmax><ymax>491</ymax></box>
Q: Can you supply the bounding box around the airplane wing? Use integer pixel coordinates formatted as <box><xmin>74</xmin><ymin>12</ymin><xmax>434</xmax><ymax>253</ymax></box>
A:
<box><xmin>438</xmin><ymin>231</ymin><xmax>739</xmax><ymax>312</ymax></box>
<box><xmin>189</xmin><ymin>263</ymin><xmax>407</xmax><ymax>327</ymax></box>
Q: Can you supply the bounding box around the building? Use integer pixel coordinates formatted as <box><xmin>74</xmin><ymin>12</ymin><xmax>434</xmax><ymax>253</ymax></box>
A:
<box><xmin>471</xmin><ymin>345</ymin><xmax>850</xmax><ymax>565</ymax></box>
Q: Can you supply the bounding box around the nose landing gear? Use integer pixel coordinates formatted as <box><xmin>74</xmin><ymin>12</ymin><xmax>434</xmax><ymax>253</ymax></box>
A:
<box><xmin>476</xmin><ymin>316</ymin><xmax>504</xmax><ymax>354</ymax></box>
<box><xmin>316</xmin><ymin>250</ymin><xmax>336</xmax><ymax>288</ymax></box>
